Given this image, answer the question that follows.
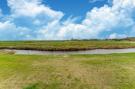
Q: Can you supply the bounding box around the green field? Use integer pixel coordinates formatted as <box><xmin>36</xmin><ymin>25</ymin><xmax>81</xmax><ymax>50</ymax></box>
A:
<box><xmin>0</xmin><ymin>40</ymin><xmax>135</xmax><ymax>51</ymax></box>
<box><xmin>0</xmin><ymin>53</ymin><xmax>135</xmax><ymax>89</ymax></box>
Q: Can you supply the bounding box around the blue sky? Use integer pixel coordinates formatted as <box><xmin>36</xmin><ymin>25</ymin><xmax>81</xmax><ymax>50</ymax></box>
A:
<box><xmin>43</xmin><ymin>0</ymin><xmax>109</xmax><ymax>20</ymax></box>
<box><xmin>0</xmin><ymin>0</ymin><xmax>109</xmax><ymax>20</ymax></box>
<box><xmin>0</xmin><ymin>0</ymin><xmax>135</xmax><ymax>40</ymax></box>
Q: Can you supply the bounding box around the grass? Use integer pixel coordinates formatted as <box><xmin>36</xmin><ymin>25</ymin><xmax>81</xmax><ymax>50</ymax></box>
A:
<box><xmin>0</xmin><ymin>40</ymin><xmax>135</xmax><ymax>51</ymax></box>
<box><xmin>0</xmin><ymin>53</ymin><xmax>135</xmax><ymax>89</ymax></box>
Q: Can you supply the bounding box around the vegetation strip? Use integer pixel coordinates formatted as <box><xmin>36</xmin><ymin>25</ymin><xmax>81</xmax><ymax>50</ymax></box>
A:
<box><xmin>0</xmin><ymin>40</ymin><xmax>135</xmax><ymax>51</ymax></box>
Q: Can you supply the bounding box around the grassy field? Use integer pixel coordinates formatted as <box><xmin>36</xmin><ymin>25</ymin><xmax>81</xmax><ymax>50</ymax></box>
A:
<box><xmin>0</xmin><ymin>53</ymin><xmax>135</xmax><ymax>89</ymax></box>
<box><xmin>0</xmin><ymin>40</ymin><xmax>135</xmax><ymax>51</ymax></box>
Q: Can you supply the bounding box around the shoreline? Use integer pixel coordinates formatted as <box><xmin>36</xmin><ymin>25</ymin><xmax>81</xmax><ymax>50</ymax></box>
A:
<box><xmin>2</xmin><ymin>48</ymin><xmax>135</xmax><ymax>55</ymax></box>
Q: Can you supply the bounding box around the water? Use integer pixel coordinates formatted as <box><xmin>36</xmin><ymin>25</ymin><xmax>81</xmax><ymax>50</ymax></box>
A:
<box><xmin>3</xmin><ymin>48</ymin><xmax>135</xmax><ymax>55</ymax></box>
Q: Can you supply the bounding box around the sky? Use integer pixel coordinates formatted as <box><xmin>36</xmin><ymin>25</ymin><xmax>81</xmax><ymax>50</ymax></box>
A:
<box><xmin>0</xmin><ymin>0</ymin><xmax>135</xmax><ymax>40</ymax></box>
<box><xmin>0</xmin><ymin>0</ymin><xmax>110</xmax><ymax>22</ymax></box>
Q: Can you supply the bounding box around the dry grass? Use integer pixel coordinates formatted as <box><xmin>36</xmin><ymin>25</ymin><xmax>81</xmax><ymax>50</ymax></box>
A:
<box><xmin>0</xmin><ymin>40</ymin><xmax>135</xmax><ymax>51</ymax></box>
<box><xmin>0</xmin><ymin>54</ymin><xmax>134</xmax><ymax>89</ymax></box>
<box><xmin>0</xmin><ymin>50</ymin><xmax>15</xmax><ymax>55</ymax></box>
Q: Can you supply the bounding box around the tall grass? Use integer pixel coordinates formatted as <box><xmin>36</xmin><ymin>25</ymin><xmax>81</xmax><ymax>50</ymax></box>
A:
<box><xmin>0</xmin><ymin>40</ymin><xmax>135</xmax><ymax>51</ymax></box>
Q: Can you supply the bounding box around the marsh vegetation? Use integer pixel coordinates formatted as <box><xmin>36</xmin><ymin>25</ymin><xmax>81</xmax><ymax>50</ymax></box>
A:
<box><xmin>0</xmin><ymin>40</ymin><xmax>135</xmax><ymax>51</ymax></box>
<box><xmin>0</xmin><ymin>53</ymin><xmax>135</xmax><ymax>89</ymax></box>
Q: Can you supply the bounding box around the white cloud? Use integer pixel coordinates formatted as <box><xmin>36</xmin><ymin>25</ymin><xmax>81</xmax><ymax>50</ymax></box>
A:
<box><xmin>109</xmin><ymin>33</ymin><xmax>127</xmax><ymax>39</ymax></box>
<box><xmin>0</xmin><ymin>21</ymin><xmax>32</xmax><ymax>40</ymax></box>
<box><xmin>80</xmin><ymin>2</ymin><xmax>135</xmax><ymax>38</ymax></box>
<box><xmin>2</xmin><ymin>0</ymin><xmax>64</xmax><ymax>40</ymax></box>
<box><xmin>40</xmin><ymin>0</ymin><xmax>135</xmax><ymax>40</ymax></box>
<box><xmin>57</xmin><ymin>0</ymin><xmax>135</xmax><ymax>40</ymax></box>
<box><xmin>8</xmin><ymin>0</ymin><xmax>63</xmax><ymax>19</ymax></box>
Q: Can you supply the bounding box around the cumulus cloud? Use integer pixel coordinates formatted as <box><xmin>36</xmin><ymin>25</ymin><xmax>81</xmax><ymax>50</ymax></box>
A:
<box><xmin>0</xmin><ymin>21</ymin><xmax>33</xmax><ymax>40</ymax></box>
<box><xmin>0</xmin><ymin>0</ymin><xmax>64</xmax><ymax>40</ymax></box>
<box><xmin>0</xmin><ymin>0</ymin><xmax>135</xmax><ymax>40</ymax></box>
<box><xmin>43</xmin><ymin>0</ymin><xmax>135</xmax><ymax>40</ymax></box>
<box><xmin>109</xmin><ymin>33</ymin><xmax>127</xmax><ymax>39</ymax></box>
<box><xmin>8</xmin><ymin>0</ymin><xmax>63</xmax><ymax>19</ymax></box>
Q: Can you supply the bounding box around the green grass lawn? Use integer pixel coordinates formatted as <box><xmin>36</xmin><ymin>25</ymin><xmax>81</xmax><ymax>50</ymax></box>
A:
<box><xmin>0</xmin><ymin>40</ymin><xmax>135</xmax><ymax>51</ymax></box>
<box><xmin>0</xmin><ymin>53</ymin><xmax>135</xmax><ymax>89</ymax></box>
